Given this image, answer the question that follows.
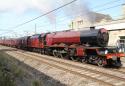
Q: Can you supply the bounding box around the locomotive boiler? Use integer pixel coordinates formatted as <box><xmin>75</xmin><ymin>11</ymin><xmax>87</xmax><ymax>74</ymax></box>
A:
<box><xmin>46</xmin><ymin>28</ymin><xmax>109</xmax><ymax>47</ymax></box>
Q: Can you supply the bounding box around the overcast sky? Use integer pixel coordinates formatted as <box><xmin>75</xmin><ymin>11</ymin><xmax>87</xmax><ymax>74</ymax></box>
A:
<box><xmin>0</xmin><ymin>0</ymin><xmax>124</xmax><ymax>37</ymax></box>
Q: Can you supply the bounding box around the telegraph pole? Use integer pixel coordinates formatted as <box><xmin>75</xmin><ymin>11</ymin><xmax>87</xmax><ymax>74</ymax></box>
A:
<box><xmin>35</xmin><ymin>24</ymin><xmax>37</xmax><ymax>34</ymax></box>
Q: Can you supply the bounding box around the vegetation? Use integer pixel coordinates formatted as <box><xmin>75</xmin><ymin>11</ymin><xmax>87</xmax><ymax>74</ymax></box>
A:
<box><xmin>0</xmin><ymin>51</ymin><xmax>24</xmax><ymax>86</ymax></box>
<box><xmin>32</xmin><ymin>80</ymin><xmax>42</xmax><ymax>86</ymax></box>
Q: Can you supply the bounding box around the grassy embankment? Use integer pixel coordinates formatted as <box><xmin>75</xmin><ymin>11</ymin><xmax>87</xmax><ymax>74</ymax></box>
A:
<box><xmin>0</xmin><ymin>51</ymin><xmax>41</xmax><ymax>86</ymax></box>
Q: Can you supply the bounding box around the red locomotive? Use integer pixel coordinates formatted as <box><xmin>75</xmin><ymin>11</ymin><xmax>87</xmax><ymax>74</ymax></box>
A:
<box><xmin>0</xmin><ymin>27</ymin><xmax>124</xmax><ymax>67</ymax></box>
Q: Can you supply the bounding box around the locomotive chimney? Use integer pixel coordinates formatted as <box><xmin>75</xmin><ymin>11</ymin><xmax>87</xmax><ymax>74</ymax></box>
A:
<box><xmin>90</xmin><ymin>26</ymin><xmax>95</xmax><ymax>30</ymax></box>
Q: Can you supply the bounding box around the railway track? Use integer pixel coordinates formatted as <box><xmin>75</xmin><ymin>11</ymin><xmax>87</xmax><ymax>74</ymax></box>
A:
<box><xmin>24</xmin><ymin>50</ymin><xmax>125</xmax><ymax>77</ymax></box>
<box><xmin>6</xmin><ymin>49</ymin><xmax>125</xmax><ymax>86</ymax></box>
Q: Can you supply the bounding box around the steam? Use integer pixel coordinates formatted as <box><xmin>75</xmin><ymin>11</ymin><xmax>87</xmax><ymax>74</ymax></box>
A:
<box><xmin>60</xmin><ymin>0</ymin><xmax>94</xmax><ymax>26</ymax></box>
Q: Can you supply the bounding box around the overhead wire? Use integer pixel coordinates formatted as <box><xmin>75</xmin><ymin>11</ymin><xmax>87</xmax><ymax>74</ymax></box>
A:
<box><xmin>95</xmin><ymin>4</ymin><xmax>122</xmax><ymax>12</ymax></box>
<box><xmin>12</xmin><ymin>0</ymin><xmax>78</xmax><ymax>29</ymax></box>
<box><xmin>91</xmin><ymin>0</ymin><xmax>122</xmax><ymax>9</ymax></box>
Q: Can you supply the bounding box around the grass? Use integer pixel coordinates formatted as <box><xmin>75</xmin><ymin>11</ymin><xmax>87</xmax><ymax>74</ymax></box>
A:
<box><xmin>0</xmin><ymin>51</ymin><xmax>24</xmax><ymax>86</ymax></box>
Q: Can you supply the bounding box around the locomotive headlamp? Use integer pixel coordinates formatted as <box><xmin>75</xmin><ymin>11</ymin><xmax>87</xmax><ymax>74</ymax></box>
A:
<box><xmin>105</xmin><ymin>50</ymin><xmax>108</xmax><ymax>54</ymax></box>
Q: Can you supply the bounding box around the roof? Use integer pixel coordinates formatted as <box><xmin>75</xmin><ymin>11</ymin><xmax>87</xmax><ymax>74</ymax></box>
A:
<box><xmin>96</xmin><ymin>19</ymin><xmax>125</xmax><ymax>30</ymax></box>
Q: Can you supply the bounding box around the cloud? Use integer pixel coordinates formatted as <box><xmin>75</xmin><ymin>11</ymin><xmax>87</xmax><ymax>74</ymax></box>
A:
<box><xmin>0</xmin><ymin>0</ymin><xmax>27</xmax><ymax>13</ymax></box>
<box><xmin>0</xmin><ymin>0</ymin><xmax>59</xmax><ymax>13</ymax></box>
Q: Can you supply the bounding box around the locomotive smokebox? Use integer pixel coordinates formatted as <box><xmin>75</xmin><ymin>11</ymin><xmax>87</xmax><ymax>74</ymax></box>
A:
<box><xmin>80</xmin><ymin>28</ymin><xmax>109</xmax><ymax>47</ymax></box>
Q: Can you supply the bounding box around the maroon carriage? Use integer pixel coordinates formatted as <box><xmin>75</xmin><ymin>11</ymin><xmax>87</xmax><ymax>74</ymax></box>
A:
<box><xmin>28</xmin><ymin>34</ymin><xmax>44</xmax><ymax>52</ymax></box>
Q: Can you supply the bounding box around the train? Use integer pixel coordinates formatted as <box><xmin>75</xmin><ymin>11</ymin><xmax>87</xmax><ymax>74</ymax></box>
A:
<box><xmin>0</xmin><ymin>27</ymin><xmax>124</xmax><ymax>67</ymax></box>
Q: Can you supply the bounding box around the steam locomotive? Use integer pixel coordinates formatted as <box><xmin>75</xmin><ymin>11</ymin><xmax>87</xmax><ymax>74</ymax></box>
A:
<box><xmin>0</xmin><ymin>27</ymin><xmax>124</xmax><ymax>67</ymax></box>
